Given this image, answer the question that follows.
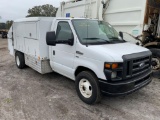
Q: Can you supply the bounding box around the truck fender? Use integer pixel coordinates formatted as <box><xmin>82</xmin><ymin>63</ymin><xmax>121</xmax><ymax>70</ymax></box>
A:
<box><xmin>74</xmin><ymin>59</ymin><xmax>106</xmax><ymax>80</ymax></box>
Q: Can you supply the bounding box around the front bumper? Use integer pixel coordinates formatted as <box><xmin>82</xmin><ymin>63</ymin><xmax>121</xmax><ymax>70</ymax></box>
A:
<box><xmin>99</xmin><ymin>70</ymin><xmax>152</xmax><ymax>96</ymax></box>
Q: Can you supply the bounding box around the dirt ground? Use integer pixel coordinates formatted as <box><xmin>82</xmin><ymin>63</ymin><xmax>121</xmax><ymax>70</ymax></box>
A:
<box><xmin>0</xmin><ymin>38</ymin><xmax>160</xmax><ymax>120</ymax></box>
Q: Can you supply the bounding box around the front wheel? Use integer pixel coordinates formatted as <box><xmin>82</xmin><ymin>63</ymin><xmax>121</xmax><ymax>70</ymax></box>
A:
<box><xmin>75</xmin><ymin>71</ymin><xmax>101</xmax><ymax>104</ymax></box>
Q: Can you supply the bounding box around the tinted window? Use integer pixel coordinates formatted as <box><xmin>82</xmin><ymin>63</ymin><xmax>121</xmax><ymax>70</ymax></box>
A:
<box><xmin>56</xmin><ymin>22</ymin><xmax>73</xmax><ymax>41</ymax></box>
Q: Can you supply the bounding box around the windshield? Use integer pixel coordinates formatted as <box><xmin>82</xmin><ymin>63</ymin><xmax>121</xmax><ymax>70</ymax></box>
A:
<box><xmin>72</xmin><ymin>19</ymin><xmax>124</xmax><ymax>45</ymax></box>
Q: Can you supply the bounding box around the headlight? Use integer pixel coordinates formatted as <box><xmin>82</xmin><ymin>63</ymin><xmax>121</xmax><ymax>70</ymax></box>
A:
<box><xmin>111</xmin><ymin>72</ymin><xmax>117</xmax><ymax>78</ymax></box>
<box><xmin>104</xmin><ymin>62</ymin><xmax>123</xmax><ymax>80</ymax></box>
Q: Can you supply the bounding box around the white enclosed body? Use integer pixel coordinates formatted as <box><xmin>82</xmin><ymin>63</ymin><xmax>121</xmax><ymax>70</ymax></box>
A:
<box><xmin>12</xmin><ymin>17</ymin><xmax>54</xmax><ymax>59</ymax></box>
<box><xmin>8</xmin><ymin>17</ymin><xmax>54</xmax><ymax>74</ymax></box>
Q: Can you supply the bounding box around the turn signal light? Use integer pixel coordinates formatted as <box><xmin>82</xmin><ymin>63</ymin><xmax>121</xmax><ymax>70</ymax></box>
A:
<box><xmin>105</xmin><ymin>64</ymin><xmax>111</xmax><ymax>69</ymax></box>
<box><xmin>105</xmin><ymin>63</ymin><xmax>118</xmax><ymax>69</ymax></box>
<box><xmin>112</xmin><ymin>63</ymin><xmax>118</xmax><ymax>69</ymax></box>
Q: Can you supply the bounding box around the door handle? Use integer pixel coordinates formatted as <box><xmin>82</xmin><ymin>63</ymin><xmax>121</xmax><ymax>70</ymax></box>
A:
<box><xmin>53</xmin><ymin>50</ymin><xmax>55</xmax><ymax>55</ymax></box>
<box><xmin>76</xmin><ymin>51</ymin><xmax>83</xmax><ymax>55</ymax></box>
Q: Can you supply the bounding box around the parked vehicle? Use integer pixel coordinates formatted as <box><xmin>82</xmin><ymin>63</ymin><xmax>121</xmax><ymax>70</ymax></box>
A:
<box><xmin>57</xmin><ymin>0</ymin><xmax>160</xmax><ymax>70</ymax></box>
<box><xmin>8</xmin><ymin>17</ymin><xmax>152</xmax><ymax>104</ymax></box>
<box><xmin>2</xmin><ymin>31</ymin><xmax>8</xmax><ymax>38</ymax></box>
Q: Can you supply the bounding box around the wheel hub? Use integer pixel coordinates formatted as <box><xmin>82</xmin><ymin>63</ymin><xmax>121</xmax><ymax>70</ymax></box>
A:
<box><xmin>79</xmin><ymin>79</ymin><xmax>92</xmax><ymax>98</ymax></box>
<box><xmin>152</xmin><ymin>61</ymin><xmax>157</xmax><ymax>66</ymax></box>
<box><xmin>16</xmin><ymin>56</ymin><xmax>20</xmax><ymax>66</ymax></box>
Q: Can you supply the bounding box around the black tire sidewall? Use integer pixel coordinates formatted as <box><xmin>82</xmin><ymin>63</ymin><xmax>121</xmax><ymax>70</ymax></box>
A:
<box><xmin>75</xmin><ymin>71</ymin><xmax>100</xmax><ymax>104</ymax></box>
<box><xmin>15</xmin><ymin>52</ymin><xmax>25</xmax><ymax>69</ymax></box>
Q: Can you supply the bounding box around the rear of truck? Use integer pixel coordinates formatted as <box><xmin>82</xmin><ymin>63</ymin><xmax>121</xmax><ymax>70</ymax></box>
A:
<box><xmin>8</xmin><ymin>17</ymin><xmax>54</xmax><ymax>74</ymax></box>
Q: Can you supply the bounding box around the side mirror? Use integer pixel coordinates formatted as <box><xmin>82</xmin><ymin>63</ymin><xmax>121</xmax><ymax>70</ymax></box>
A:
<box><xmin>46</xmin><ymin>31</ymin><xmax>56</xmax><ymax>46</ymax></box>
<box><xmin>68</xmin><ymin>37</ymin><xmax>74</xmax><ymax>46</ymax></box>
<box><xmin>119</xmin><ymin>31</ymin><xmax>123</xmax><ymax>39</ymax></box>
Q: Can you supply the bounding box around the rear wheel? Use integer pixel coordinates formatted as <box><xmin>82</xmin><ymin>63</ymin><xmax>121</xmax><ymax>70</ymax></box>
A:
<box><xmin>75</xmin><ymin>71</ymin><xmax>101</xmax><ymax>104</ymax></box>
<box><xmin>15</xmin><ymin>52</ymin><xmax>26</xmax><ymax>69</ymax></box>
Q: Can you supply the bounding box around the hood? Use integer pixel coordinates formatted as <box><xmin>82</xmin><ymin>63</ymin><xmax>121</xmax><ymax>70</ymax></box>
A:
<box><xmin>87</xmin><ymin>42</ymin><xmax>149</xmax><ymax>62</ymax></box>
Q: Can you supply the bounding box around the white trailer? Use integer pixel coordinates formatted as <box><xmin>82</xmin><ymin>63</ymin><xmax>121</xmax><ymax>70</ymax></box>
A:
<box><xmin>57</xmin><ymin>0</ymin><xmax>160</xmax><ymax>38</ymax></box>
<box><xmin>8</xmin><ymin>17</ymin><xmax>152</xmax><ymax>104</ymax></box>
<box><xmin>8</xmin><ymin>17</ymin><xmax>54</xmax><ymax>74</ymax></box>
<box><xmin>56</xmin><ymin>0</ymin><xmax>160</xmax><ymax>70</ymax></box>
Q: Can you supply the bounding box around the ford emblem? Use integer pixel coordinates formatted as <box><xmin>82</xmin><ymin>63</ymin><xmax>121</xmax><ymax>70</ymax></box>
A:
<box><xmin>139</xmin><ymin>63</ymin><xmax>145</xmax><ymax>68</ymax></box>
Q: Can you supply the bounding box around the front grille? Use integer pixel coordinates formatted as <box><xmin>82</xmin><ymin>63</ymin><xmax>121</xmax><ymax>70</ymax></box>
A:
<box><xmin>123</xmin><ymin>52</ymin><xmax>152</xmax><ymax>79</ymax></box>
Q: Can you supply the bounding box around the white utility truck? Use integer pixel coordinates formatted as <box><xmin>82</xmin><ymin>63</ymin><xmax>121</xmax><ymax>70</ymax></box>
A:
<box><xmin>8</xmin><ymin>17</ymin><xmax>152</xmax><ymax>104</ymax></box>
<box><xmin>57</xmin><ymin>0</ymin><xmax>160</xmax><ymax>70</ymax></box>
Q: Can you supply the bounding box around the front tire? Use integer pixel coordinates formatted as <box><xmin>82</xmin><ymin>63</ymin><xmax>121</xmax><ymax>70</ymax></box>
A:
<box><xmin>75</xmin><ymin>71</ymin><xmax>101</xmax><ymax>104</ymax></box>
<box><xmin>15</xmin><ymin>52</ymin><xmax>26</xmax><ymax>69</ymax></box>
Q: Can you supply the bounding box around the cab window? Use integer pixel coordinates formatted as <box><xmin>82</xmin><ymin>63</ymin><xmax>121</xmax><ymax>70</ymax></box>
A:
<box><xmin>56</xmin><ymin>22</ymin><xmax>73</xmax><ymax>41</ymax></box>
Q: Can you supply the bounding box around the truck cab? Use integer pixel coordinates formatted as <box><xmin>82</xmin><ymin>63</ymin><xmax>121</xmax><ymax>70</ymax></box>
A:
<box><xmin>8</xmin><ymin>17</ymin><xmax>152</xmax><ymax>104</ymax></box>
<box><xmin>46</xmin><ymin>18</ymin><xmax>152</xmax><ymax>104</ymax></box>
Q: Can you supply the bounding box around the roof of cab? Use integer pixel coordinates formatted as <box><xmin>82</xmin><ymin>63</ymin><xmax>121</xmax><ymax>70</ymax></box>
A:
<box><xmin>14</xmin><ymin>17</ymin><xmax>55</xmax><ymax>22</ymax></box>
<box><xmin>14</xmin><ymin>17</ymin><xmax>97</xmax><ymax>23</ymax></box>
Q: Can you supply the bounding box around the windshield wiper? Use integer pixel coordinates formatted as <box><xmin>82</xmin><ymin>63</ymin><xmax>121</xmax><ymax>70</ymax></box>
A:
<box><xmin>109</xmin><ymin>37</ymin><xmax>119</xmax><ymax>40</ymax></box>
<box><xmin>83</xmin><ymin>37</ymin><xmax>111</xmax><ymax>43</ymax></box>
<box><xmin>109</xmin><ymin>37</ymin><xmax>126</xmax><ymax>42</ymax></box>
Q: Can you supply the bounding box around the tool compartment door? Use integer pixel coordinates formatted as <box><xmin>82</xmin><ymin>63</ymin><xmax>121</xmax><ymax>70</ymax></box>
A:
<box><xmin>24</xmin><ymin>22</ymin><xmax>39</xmax><ymax>57</ymax></box>
<box><xmin>24</xmin><ymin>22</ymin><xmax>37</xmax><ymax>39</ymax></box>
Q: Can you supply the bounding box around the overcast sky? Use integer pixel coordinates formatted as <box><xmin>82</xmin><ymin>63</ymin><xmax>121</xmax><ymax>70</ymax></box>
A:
<box><xmin>0</xmin><ymin>0</ymin><xmax>68</xmax><ymax>22</ymax></box>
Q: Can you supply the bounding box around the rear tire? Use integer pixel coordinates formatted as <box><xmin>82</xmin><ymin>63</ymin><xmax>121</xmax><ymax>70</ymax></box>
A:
<box><xmin>15</xmin><ymin>52</ymin><xmax>26</xmax><ymax>69</ymax></box>
<box><xmin>75</xmin><ymin>71</ymin><xmax>101</xmax><ymax>104</ymax></box>
<box><xmin>150</xmin><ymin>49</ymin><xmax>160</xmax><ymax>70</ymax></box>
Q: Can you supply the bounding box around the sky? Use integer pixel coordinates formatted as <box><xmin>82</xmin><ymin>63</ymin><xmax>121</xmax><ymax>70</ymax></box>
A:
<box><xmin>0</xmin><ymin>0</ymin><xmax>68</xmax><ymax>22</ymax></box>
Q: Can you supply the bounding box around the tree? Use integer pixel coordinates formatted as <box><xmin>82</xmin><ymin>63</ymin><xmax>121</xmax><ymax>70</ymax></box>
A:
<box><xmin>0</xmin><ymin>23</ymin><xmax>6</xmax><ymax>29</ymax></box>
<box><xmin>6</xmin><ymin>20</ymin><xmax>13</xmax><ymax>29</ymax></box>
<box><xmin>26</xmin><ymin>4</ymin><xmax>58</xmax><ymax>17</ymax></box>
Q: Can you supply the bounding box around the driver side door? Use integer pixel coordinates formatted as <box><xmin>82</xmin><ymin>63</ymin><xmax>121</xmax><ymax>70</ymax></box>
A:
<box><xmin>50</xmin><ymin>20</ymin><xmax>76</xmax><ymax>79</ymax></box>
